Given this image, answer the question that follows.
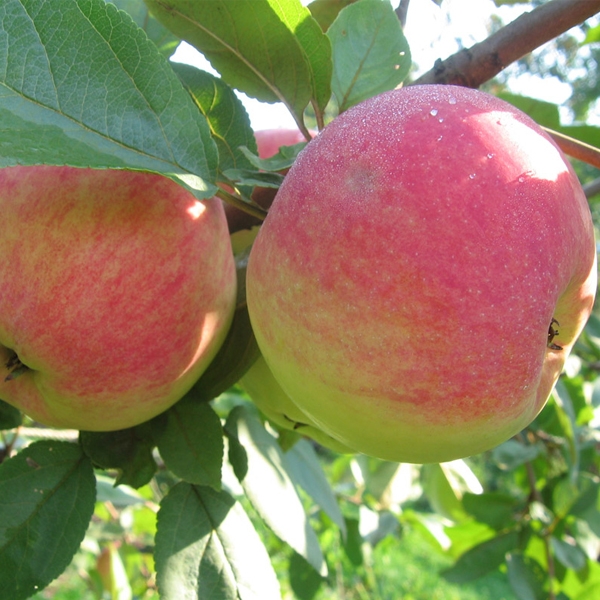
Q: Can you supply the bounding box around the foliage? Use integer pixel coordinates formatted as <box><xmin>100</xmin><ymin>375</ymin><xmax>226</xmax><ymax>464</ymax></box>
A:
<box><xmin>1</xmin><ymin>1</ymin><xmax>600</xmax><ymax>599</ymax></box>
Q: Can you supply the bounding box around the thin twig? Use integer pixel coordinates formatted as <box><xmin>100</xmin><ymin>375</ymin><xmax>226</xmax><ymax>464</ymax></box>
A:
<box><xmin>543</xmin><ymin>127</ymin><xmax>600</xmax><ymax>171</ymax></box>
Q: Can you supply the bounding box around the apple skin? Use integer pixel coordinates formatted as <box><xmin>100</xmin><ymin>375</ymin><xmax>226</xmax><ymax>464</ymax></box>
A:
<box><xmin>240</xmin><ymin>356</ymin><xmax>354</xmax><ymax>453</ymax></box>
<box><xmin>246</xmin><ymin>84</ymin><xmax>597</xmax><ymax>464</ymax></box>
<box><xmin>0</xmin><ymin>166</ymin><xmax>237</xmax><ymax>431</ymax></box>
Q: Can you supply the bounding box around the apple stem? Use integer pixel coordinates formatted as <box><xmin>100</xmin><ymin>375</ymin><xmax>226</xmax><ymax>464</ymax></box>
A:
<box><xmin>216</xmin><ymin>187</ymin><xmax>268</xmax><ymax>220</ymax></box>
<box><xmin>4</xmin><ymin>352</ymin><xmax>29</xmax><ymax>382</ymax></box>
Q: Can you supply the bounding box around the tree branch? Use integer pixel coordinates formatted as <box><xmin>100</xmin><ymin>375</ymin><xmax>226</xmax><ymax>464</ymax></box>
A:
<box><xmin>413</xmin><ymin>0</ymin><xmax>600</xmax><ymax>88</ymax></box>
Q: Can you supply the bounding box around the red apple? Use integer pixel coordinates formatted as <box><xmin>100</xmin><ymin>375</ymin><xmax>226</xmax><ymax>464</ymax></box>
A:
<box><xmin>246</xmin><ymin>85</ymin><xmax>597</xmax><ymax>463</ymax></box>
<box><xmin>0</xmin><ymin>166</ymin><xmax>236</xmax><ymax>430</ymax></box>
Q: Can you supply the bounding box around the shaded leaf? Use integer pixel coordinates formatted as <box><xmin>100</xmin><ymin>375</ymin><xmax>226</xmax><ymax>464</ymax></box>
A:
<box><xmin>289</xmin><ymin>552</ymin><xmax>324</xmax><ymax>600</ymax></box>
<box><xmin>308</xmin><ymin>0</ymin><xmax>358</xmax><ymax>32</ymax></box>
<box><xmin>327</xmin><ymin>0</ymin><xmax>411</xmax><ymax>112</ymax></box>
<box><xmin>443</xmin><ymin>531</ymin><xmax>519</xmax><ymax>584</ymax></box>
<box><xmin>492</xmin><ymin>439</ymin><xmax>542</xmax><ymax>470</ymax></box>
<box><xmin>551</xmin><ymin>536</ymin><xmax>587</xmax><ymax>571</ymax></box>
<box><xmin>155</xmin><ymin>483</ymin><xmax>280</xmax><ymax>600</ymax></box>
<box><xmin>172</xmin><ymin>63</ymin><xmax>257</xmax><ymax>175</ymax></box>
<box><xmin>506</xmin><ymin>552</ymin><xmax>546</xmax><ymax>600</ymax></box>
<box><xmin>0</xmin><ymin>400</ymin><xmax>21</xmax><ymax>430</ymax></box>
<box><xmin>106</xmin><ymin>0</ymin><xmax>180</xmax><ymax>57</ymax></box>
<box><xmin>0</xmin><ymin>0</ymin><xmax>217</xmax><ymax>198</ymax></box>
<box><xmin>284</xmin><ymin>439</ymin><xmax>346</xmax><ymax>537</ymax></box>
<box><xmin>152</xmin><ymin>395</ymin><xmax>223</xmax><ymax>489</ymax></box>
<box><xmin>463</xmin><ymin>492</ymin><xmax>524</xmax><ymax>530</ymax></box>
<box><xmin>0</xmin><ymin>441</ymin><xmax>96</xmax><ymax>600</ymax></box>
<box><xmin>144</xmin><ymin>0</ymin><xmax>315</xmax><ymax>127</ymax></box>
<box><xmin>227</xmin><ymin>405</ymin><xmax>327</xmax><ymax>576</ymax></box>
<box><xmin>79</xmin><ymin>424</ymin><xmax>157</xmax><ymax>489</ymax></box>
<box><xmin>342</xmin><ymin>518</ymin><xmax>363</xmax><ymax>566</ymax></box>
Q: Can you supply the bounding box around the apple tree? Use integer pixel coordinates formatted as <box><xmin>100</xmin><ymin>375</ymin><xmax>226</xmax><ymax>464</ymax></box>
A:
<box><xmin>1</xmin><ymin>1</ymin><xmax>600</xmax><ymax>599</ymax></box>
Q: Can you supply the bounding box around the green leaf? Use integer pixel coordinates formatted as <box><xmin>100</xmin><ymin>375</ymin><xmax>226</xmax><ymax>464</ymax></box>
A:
<box><xmin>105</xmin><ymin>0</ymin><xmax>180</xmax><ymax>57</ymax></box>
<box><xmin>0</xmin><ymin>441</ymin><xmax>96</xmax><ymax>600</ymax></box>
<box><xmin>327</xmin><ymin>0</ymin><xmax>411</xmax><ymax>112</ymax></box>
<box><xmin>239</xmin><ymin>142</ymin><xmax>308</xmax><ymax>171</ymax></box>
<box><xmin>421</xmin><ymin>463</ymin><xmax>466</xmax><ymax>522</ymax></box>
<box><xmin>223</xmin><ymin>169</ymin><xmax>286</xmax><ymax>189</ymax></box>
<box><xmin>463</xmin><ymin>492</ymin><xmax>524</xmax><ymax>530</ymax></box>
<box><xmin>191</xmin><ymin>249</ymin><xmax>262</xmax><ymax>403</ymax></box>
<box><xmin>308</xmin><ymin>0</ymin><xmax>358</xmax><ymax>32</ymax></box>
<box><xmin>267</xmin><ymin>0</ymin><xmax>332</xmax><ymax>114</ymax></box>
<box><xmin>289</xmin><ymin>552</ymin><xmax>324</xmax><ymax>600</ymax></box>
<box><xmin>342</xmin><ymin>517</ymin><xmax>363</xmax><ymax>566</ymax></box>
<box><xmin>144</xmin><ymin>0</ymin><xmax>317</xmax><ymax>128</ymax></box>
<box><xmin>227</xmin><ymin>405</ymin><xmax>327</xmax><ymax>576</ymax></box>
<box><xmin>491</xmin><ymin>439</ymin><xmax>542</xmax><ymax>470</ymax></box>
<box><xmin>172</xmin><ymin>63</ymin><xmax>258</xmax><ymax>176</ymax></box>
<box><xmin>0</xmin><ymin>0</ymin><xmax>217</xmax><ymax>198</ymax></box>
<box><xmin>152</xmin><ymin>395</ymin><xmax>224</xmax><ymax>489</ymax></box>
<box><xmin>284</xmin><ymin>439</ymin><xmax>346</xmax><ymax>537</ymax></box>
<box><xmin>79</xmin><ymin>424</ymin><xmax>157</xmax><ymax>489</ymax></box>
<box><xmin>506</xmin><ymin>552</ymin><xmax>547</xmax><ymax>600</ymax></box>
<box><xmin>443</xmin><ymin>531</ymin><xmax>519</xmax><ymax>584</ymax></box>
<box><xmin>551</xmin><ymin>536</ymin><xmax>587</xmax><ymax>571</ymax></box>
<box><xmin>0</xmin><ymin>400</ymin><xmax>21</xmax><ymax>430</ymax></box>
<box><xmin>155</xmin><ymin>483</ymin><xmax>281</xmax><ymax>600</ymax></box>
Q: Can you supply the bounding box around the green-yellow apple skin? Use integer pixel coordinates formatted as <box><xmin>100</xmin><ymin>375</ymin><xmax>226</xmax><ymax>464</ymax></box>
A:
<box><xmin>0</xmin><ymin>166</ymin><xmax>237</xmax><ymax>431</ymax></box>
<box><xmin>240</xmin><ymin>356</ymin><xmax>354</xmax><ymax>453</ymax></box>
<box><xmin>246</xmin><ymin>85</ymin><xmax>598</xmax><ymax>464</ymax></box>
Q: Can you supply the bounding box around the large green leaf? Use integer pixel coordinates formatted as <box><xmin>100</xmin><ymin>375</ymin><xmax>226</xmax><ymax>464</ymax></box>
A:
<box><xmin>327</xmin><ymin>0</ymin><xmax>411</xmax><ymax>112</ymax></box>
<box><xmin>227</xmin><ymin>405</ymin><xmax>327</xmax><ymax>577</ymax></box>
<box><xmin>0</xmin><ymin>0</ymin><xmax>218</xmax><ymax>198</ymax></box>
<box><xmin>106</xmin><ymin>0</ymin><xmax>180</xmax><ymax>57</ymax></box>
<box><xmin>443</xmin><ymin>531</ymin><xmax>520</xmax><ymax>584</ymax></box>
<box><xmin>172</xmin><ymin>63</ymin><xmax>257</xmax><ymax>176</ymax></box>
<box><xmin>144</xmin><ymin>0</ymin><xmax>325</xmax><ymax>127</ymax></box>
<box><xmin>0</xmin><ymin>441</ymin><xmax>96</xmax><ymax>600</ymax></box>
<box><xmin>284</xmin><ymin>439</ymin><xmax>346</xmax><ymax>537</ymax></box>
<box><xmin>155</xmin><ymin>483</ymin><xmax>281</xmax><ymax>600</ymax></box>
<box><xmin>152</xmin><ymin>395</ymin><xmax>224</xmax><ymax>489</ymax></box>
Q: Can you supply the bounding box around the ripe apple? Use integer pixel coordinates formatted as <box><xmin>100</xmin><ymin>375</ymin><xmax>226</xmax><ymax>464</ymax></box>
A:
<box><xmin>0</xmin><ymin>166</ymin><xmax>237</xmax><ymax>431</ymax></box>
<box><xmin>240</xmin><ymin>356</ymin><xmax>353</xmax><ymax>453</ymax></box>
<box><xmin>246</xmin><ymin>84</ymin><xmax>597</xmax><ymax>464</ymax></box>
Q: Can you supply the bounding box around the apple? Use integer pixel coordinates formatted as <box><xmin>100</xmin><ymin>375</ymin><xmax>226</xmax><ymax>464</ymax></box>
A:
<box><xmin>0</xmin><ymin>166</ymin><xmax>237</xmax><ymax>431</ymax></box>
<box><xmin>240</xmin><ymin>356</ymin><xmax>353</xmax><ymax>453</ymax></box>
<box><xmin>246</xmin><ymin>84</ymin><xmax>597</xmax><ymax>464</ymax></box>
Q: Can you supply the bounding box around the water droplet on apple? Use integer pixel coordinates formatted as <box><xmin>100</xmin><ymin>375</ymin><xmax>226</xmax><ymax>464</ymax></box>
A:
<box><xmin>430</xmin><ymin>108</ymin><xmax>438</xmax><ymax>116</ymax></box>
<box><xmin>448</xmin><ymin>96</ymin><xmax>457</xmax><ymax>105</ymax></box>
<box><xmin>487</xmin><ymin>153</ymin><xmax>494</xmax><ymax>159</ymax></box>
<box><xmin>469</xmin><ymin>173</ymin><xmax>476</xmax><ymax>179</ymax></box>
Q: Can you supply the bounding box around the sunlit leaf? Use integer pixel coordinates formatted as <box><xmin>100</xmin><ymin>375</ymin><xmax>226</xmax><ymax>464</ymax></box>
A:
<box><xmin>327</xmin><ymin>0</ymin><xmax>411</xmax><ymax>112</ymax></box>
<box><xmin>155</xmin><ymin>483</ymin><xmax>280</xmax><ymax>599</ymax></box>
<box><xmin>0</xmin><ymin>0</ymin><xmax>217</xmax><ymax>198</ymax></box>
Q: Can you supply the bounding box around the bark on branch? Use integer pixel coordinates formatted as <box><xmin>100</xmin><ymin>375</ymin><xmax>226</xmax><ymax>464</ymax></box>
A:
<box><xmin>413</xmin><ymin>0</ymin><xmax>600</xmax><ymax>88</ymax></box>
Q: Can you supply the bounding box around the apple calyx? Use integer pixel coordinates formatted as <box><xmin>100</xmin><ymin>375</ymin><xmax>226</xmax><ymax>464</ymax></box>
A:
<box><xmin>4</xmin><ymin>351</ymin><xmax>29</xmax><ymax>382</ymax></box>
<box><xmin>548</xmin><ymin>318</ymin><xmax>563</xmax><ymax>351</ymax></box>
